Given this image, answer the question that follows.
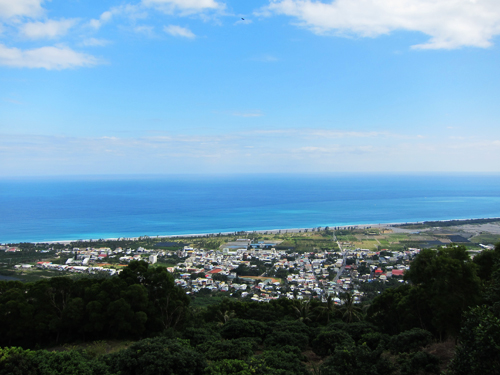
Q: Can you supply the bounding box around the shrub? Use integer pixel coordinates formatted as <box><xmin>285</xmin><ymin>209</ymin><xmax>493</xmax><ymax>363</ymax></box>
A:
<box><xmin>264</xmin><ymin>331</ymin><xmax>309</xmax><ymax>351</ymax></box>
<box><xmin>398</xmin><ymin>351</ymin><xmax>440</xmax><ymax>375</ymax></box>
<box><xmin>389</xmin><ymin>328</ymin><xmax>433</xmax><ymax>354</ymax></box>
<box><xmin>197</xmin><ymin>338</ymin><xmax>255</xmax><ymax>361</ymax></box>
<box><xmin>220</xmin><ymin>319</ymin><xmax>267</xmax><ymax>340</ymax></box>
<box><xmin>311</xmin><ymin>329</ymin><xmax>354</xmax><ymax>357</ymax></box>
<box><xmin>105</xmin><ymin>337</ymin><xmax>205</xmax><ymax>375</ymax></box>
<box><xmin>447</xmin><ymin>306</ymin><xmax>500</xmax><ymax>375</ymax></box>
<box><xmin>181</xmin><ymin>326</ymin><xmax>221</xmax><ymax>347</ymax></box>
<box><xmin>358</xmin><ymin>332</ymin><xmax>390</xmax><ymax>351</ymax></box>
<box><xmin>320</xmin><ymin>345</ymin><xmax>394</xmax><ymax>375</ymax></box>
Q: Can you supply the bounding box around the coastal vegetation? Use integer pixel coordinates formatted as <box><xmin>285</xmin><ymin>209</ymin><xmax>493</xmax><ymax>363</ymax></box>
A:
<box><xmin>1</xmin><ymin>236</ymin><xmax>500</xmax><ymax>374</ymax></box>
<box><xmin>3</xmin><ymin>219</ymin><xmax>500</xmax><ymax>284</ymax></box>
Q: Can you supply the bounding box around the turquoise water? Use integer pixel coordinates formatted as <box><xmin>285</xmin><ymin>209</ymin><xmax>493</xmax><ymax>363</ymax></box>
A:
<box><xmin>1</xmin><ymin>174</ymin><xmax>499</xmax><ymax>243</ymax></box>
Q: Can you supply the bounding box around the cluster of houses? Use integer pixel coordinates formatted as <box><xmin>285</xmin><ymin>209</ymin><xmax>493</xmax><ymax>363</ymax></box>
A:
<box><xmin>6</xmin><ymin>239</ymin><xmax>422</xmax><ymax>303</ymax></box>
<box><xmin>165</xmin><ymin>239</ymin><xmax>420</xmax><ymax>303</ymax></box>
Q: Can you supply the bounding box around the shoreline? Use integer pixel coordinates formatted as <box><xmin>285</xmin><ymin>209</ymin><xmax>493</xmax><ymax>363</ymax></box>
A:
<box><xmin>5</xmin><ymin>216</ymin><xmax>498</xmax><ymax>245</ymax></box>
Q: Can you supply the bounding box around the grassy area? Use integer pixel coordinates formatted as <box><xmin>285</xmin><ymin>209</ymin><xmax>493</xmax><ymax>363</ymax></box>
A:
<box><xmin>356</xmin><ymin>240</ymin><xmax>379</xmax><ymax>250</ymax></box>
<box><xmin>0</xmin><ymin>268</ymin><xmax>85</xmax><ymax>283</ymax></box>
<box><xmin>469</xmin><ymin>233</ymin><xmax>500</xmax><ymax>244</ymax></box>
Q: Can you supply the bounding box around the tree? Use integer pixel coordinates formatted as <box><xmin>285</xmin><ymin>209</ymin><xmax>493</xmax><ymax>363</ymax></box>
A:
<box><xmin>339</xmin><ymin>292</ymin><xmax>362</xmax><ymax>323</ymax></box>
<box><xmin>315</xmin><ymin>294</ymin><xmax>336</xmax><ymax>324</ymax></box>
<box><xmin>388</xmin><ymin>328</ymin><xmax>433</xmax><ymax>354</ymax></box>
<box><xmin>367</xmin><ymin>284</ymin><xmax>433</xmax><ymax>336</ymax></box>
<box><xmin>447</xmin><ymin>305</ymin><xmax>500</xmax><ymax>375</ymax></box>
<box><xmin>311</xmin><ymin>329</ymin><xmax>354</xmax><ymax>357</ymax></box>
<box><xmin>106</xmin><ymin>337</ymin><xmax>205</xmax><ymax>375</ymax></box>
<box><xmin>320</xmin><ymin>345</ymin><xmax>394</xmax><ymax>375</ymax></box>
<box><xmin>404</xmin><ymin>246</ymin><xmax>481</xmax><ymax>338</ymax></box>
<box><xmin>220</xmin><ymin>319</ymin><xmax>267</xmax><ymax>340</ymax></box>
<box><xmin>293</xmin><ymin>299</ymin><xmax>313</xmax><ymax>322</ymax></box>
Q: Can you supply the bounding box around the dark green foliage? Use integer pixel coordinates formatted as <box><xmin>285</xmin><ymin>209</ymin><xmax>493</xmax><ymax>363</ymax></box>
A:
<box><xmin>311</xmin><ymin>329</ymin><xmax>355</xmax><ymax>357</ymax></box>
<box><xmin>369</xmin><ymin>246</ymin><xmax>482</xmax><ymax>339</ymax></box>
<box><xmin>485</xmin><ymin>248</ymin><xmax>500</xmax><ymax>315</ymax></box>
<box><xmin>367</xmin><ymin>284</ymin><xmax>433</xmax><ymax>336</ymax></box>
<box><xmin>448</xmin><ymin>305</ymin><xmax>500</xmax><ymax>375</ymax></box>
<box><xmin>263</xmin><ymin>320</ymin><xmax>311</xmax><ymax>350</ymax></box>
<box><xmin>388</xmin><ymin>328</ymin><xmax>433</xmax><ymax>354</ymax></box>
<box><xmin>0</xmin><ymin>347</ymin><xmax>112</xmax><ymax>375</ymax></box>
<box><xmin>105</xmin><ymin>337</ymin><xmax>205</xmax><ymax>375</ymax></box>
<box><xmin>404</xmin><ymin>246</ymin><xmax>481</xmax><ymax>338</ymax></box>
<box><xmin>358</xmin><ymin>332</ymin><xmax>390</xmax><ymax>351</ymax></box>
<box><xmin>0</xmin><ymin>261</ymin><xmax>190</xmax><ymax>347</ymax></box>
<box><xmin>267</xmin><ymin>319</ymin><xmax>312</xmax><ymax>338</ymax></box>
<box><xmin>197</xmin><ymin>338</ymin><xmax>255</xmax><ymax>361</ymax></box>
<box><xmin>320</xmin><ymin>345</ymin><xmax>394</xmax><ymax>375</ymax></box>
<box><xmin>327</xmin><ymin>321</ymin><xmax>377</xmax><ymax>342</ymax></box>
<box><xmin>473</xmin><ymin>249</ymin><xmax>498</xmax><ymax>281</ymax></box>
<box><xmin>273</xmin><ymin>345</ymin><xmax>306</xmax><ymax>360</ymax></box>
<box><xmin>181</xmin><ymin>326</ymin><xmax>221</xmax><ymax>346</ymax></box>
<box><xmin>220</xmin><ymin>319</ymin><xmax>267</xmax><ymax>340</ymax></box>
<box><xmin>205</xmin><ymin>359</ymin><xmax>253</xmax><ymax>375</ymax></box>
<box><xmin>264</xmin><ymin>330</ymin><xmax>309</xmax><ymax>350</ymax></box>
<box><xmin>398</xmin><ymin>351</ymin><xmax>440</xmax><ymax>375</ymax></box>
<box><xmin>254</xmin><ymin>350</ymin><xmax>309</xmax><ymax>375</ymax></box>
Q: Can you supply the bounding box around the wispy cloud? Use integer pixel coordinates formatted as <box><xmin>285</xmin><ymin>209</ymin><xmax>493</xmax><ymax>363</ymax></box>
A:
<box><xmin>20</xmin><ymin>18</ymin><xmax>78</xmax><ymax>39</ymax></box>
<box><xmin>134</xmin><ymin>25</ymin><xmax>155</xmax><ymax>36</ymax></box>
<box><xmin>0</xmin><ymin>0</ymin><xmax>45</xmax><ymax>19</ymax></box>
<box><xmin>142</xmin><ymin>0</ymin><xmax>225</xmax><ymax>15</ymax></box>
<box><xmin>81</xmin><ymin>38</ymin><xmax>111</xmax><ymax>47</ymax></box>
<box><xmin>261</xmin><ymin>0</ymin><xmax>500</xmax><ymax>49</ymax></box>
<box><xmin>2</xmin><ymin>98</ymin><xmax>23</xmax><ymax>105</ymax></box>
<box><xmin>2</xmin><ymin>132</ymin><xmax>500</xmax><ymax>174</ymax></box>
<box><xmin>89</xmin><ymin>4</ymin><xmax>145</xmax><ymax>30</ymax></box>
<box><xmin>164</xmin><ymin>25</ymin><xmax>196</xmax><ymax>38</ymax></box>
<box><xmin>235</xmin><ymin>18</ymin><xmax>252</xmax><ymax>25</ymax></box>
<box><xmin>0</xmin><ymin>43</ymin><xmax>101</xmax><ymax>69</ymax></box>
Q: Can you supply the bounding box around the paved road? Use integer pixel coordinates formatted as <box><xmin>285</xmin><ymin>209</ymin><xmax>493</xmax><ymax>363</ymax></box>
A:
<box><xmin>333</xmin><ymin>244</ymin><xmax>348</xmax><ymax>283</ymax></box>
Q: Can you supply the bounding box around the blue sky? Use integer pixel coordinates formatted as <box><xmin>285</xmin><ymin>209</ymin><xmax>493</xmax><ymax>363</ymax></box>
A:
<box><xmin>1</xmin><ymin>0</ymin><xmax>500</xmax><ymax>175</ymax></box>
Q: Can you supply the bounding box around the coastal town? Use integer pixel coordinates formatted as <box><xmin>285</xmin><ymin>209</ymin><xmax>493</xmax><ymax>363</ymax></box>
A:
<box><xmin>2</xmin><ymin>219</ymin><xmax>499</xmax><ymax>303</ymax></box>
<box><xmin>1</xmin><ymin>236</ymin><xmax>421</xmax><ymax>303</ymax></box>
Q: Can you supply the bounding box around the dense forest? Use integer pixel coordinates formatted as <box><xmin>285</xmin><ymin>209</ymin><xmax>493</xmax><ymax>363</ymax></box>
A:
<box><xmin>1</xmin><ymin>244</ymin><xmax>499</xmax><ymax>375</ymax></box>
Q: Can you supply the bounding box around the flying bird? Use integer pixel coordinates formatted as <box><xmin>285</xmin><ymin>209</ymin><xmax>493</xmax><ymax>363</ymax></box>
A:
<box><xmin>241</xmin><ymin>18</ymin><xmax>245</xmax><ymax>20</ymax></box>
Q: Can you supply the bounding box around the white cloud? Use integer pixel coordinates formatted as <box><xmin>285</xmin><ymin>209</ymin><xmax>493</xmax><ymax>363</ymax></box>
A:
<box><xmin>89</xmin><ymin>10</ymin><xmax>113</xmax><ymax>29</ymax></box>
<box><xmin>0</xmin><ymin>44</ymin><xmax>101</xmax><ymax>69</ymax></box>
<box><xmin>134</xmin><ymin>25</ymin><xmax>154</xmax><ymax>35</ymax></box>
<box><xmin>89</xmin><ymin>5</ymin><xmax>145</xmax><ymax>29</ymax></box>
<box><xmin>164</xmin><ymin>25</ymin><xmax>196</xmax><ymax>38</ymax></box>
<box><xmin>0</xmin><ymin>0</ymin><xmax>44</xmax><ymax>19</ymax></box>
<box><xmin>143</xmin><ymin>0</ymin><xmax>224</xmax><ymax>14</ymax></box>
<box><xmin>20</xmin><ymin>18</ymin><xmax>78</xmax><ymax>39</ymax></box>
<box><xmin>81</xmin><ymin>38</ymin><xmax>110</xmax><ymax>47</ymax></box>
<box><xmin>2</xmin><ymin>131</ymin><xmax>500</xmax><ymax>174</ymax></box>
<box><xmin>235</xmin><ymin>18</ymin><xmax>252</xmax><ymax>25</ymax></box>
<box><xmin>262</xmin><ymin>0</ymin><xmax>500</xmax><ymax>49</ymax></box>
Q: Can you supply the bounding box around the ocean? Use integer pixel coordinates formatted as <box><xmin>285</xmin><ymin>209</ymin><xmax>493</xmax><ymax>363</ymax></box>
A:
<box><xmin>1</xmin><ymin>174</ymin><xmax>500</xmax><ymax>243</ymax></box>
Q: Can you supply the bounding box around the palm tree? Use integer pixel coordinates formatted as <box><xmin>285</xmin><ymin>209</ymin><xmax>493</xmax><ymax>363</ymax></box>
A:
<box><xmin>316</xmin><ymin>294</ymin><xmax>337</xmax><ymax>324</ymax></box>
<box><xmin>339</xmin><ymin>292</ymin><xmax>362</xmax><ymax>323</ymax></box>
<box><xmin>293</xmin><ymin>299</ymin><xmax>313</xmax><ymax>322</ymax></box>
<box><xmin>217</xmin><ymin>309</ymin><xmax>236</xmax><ymax>325</ymax></box>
